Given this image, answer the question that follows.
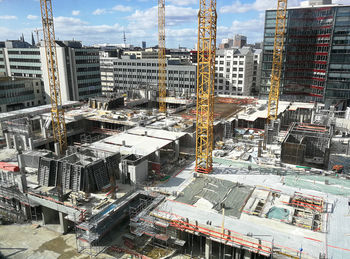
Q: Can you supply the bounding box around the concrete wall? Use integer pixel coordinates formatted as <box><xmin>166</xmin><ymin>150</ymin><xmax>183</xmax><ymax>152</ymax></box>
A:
<box><xmin>129</xmin><ymin>159</ymin><xmax>148</xmax><ymax>185</ymax></box>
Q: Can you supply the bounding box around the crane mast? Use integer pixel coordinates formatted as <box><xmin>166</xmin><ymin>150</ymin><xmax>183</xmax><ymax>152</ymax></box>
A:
<box><xmin>158</xmin><ymin>0</ymin><xmax>167</xmax><ymax>113</ymax></box>
<box><xmin>195</xmin><ymin>0</ymin><xmax>217</xmax><ymax>174</ymax></box>
<box><xmin>267</xmin><ymin>0</ymin><xmax>288</xmax><ymax>121</ymax></box>
<box><xmin>40</xmin><ymin>0</ymin><xmax>67</xmax><ymax>153</ymax></box>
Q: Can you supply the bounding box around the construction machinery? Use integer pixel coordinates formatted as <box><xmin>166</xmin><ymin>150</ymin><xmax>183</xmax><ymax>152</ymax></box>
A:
<box><xmin>158</xmin><ymin>0</ymin><xmax>167</xmax><ymax>113</ymax></box>
<box><xmin>195</xmin><ymin>0</ymin><xmax>217</xmax><ymax>174</ymax></box>
<box><xmin>267</xmin><ymin>0</ymin><xmax>288</xmax><ymax>122</ymax></box>
<box><xmin>40</xmin><ymin>0</ymin><xmax>67</xmax><ymax>154</ymax></box>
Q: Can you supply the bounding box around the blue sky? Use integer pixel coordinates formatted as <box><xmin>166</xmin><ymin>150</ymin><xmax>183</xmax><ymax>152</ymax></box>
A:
<box><xmin>0</xmin><ymin>0</ymin><xmax>349</xmax><ymax>48</ymax></box>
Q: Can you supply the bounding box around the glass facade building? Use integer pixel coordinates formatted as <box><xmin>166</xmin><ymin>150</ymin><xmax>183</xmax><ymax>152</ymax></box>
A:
<box><xmin>261</xmin><ymin>4</ymin><xmax>350</xmax><ymax>106</ymax></box>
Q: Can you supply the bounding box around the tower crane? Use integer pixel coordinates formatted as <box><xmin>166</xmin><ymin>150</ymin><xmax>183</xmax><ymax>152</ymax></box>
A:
<box><xmin>40</xmin><ymin>0</ymin><xmax>67</xmax><ymax>154</ymax></box>
<box><xmin>158</xmin><ymin>0</ymin><xmax>167</xmax><ymax>113</ymax></box>
<box><xmin>267</xmin><ymin>0</ymin><xmax>288</xmax><ymax>122</ymax></box>
<box><xmin>195</xmin><ymin>0</ymin><xmax>217</xmax><ymax>174</ymax></box>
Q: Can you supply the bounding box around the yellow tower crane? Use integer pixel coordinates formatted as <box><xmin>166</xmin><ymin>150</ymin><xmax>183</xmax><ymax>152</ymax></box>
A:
<box><xmin>158</xmin><ymin>0</ymin><xmax>167</xmax><ymax>113</ymax></box>
<box><xmin>195</xmin><ymin>0</ymin><xmax>217</xmax><ymax>174</ymax></box>
<box><xmin>267</xmin><ymin>0</ymin><xmax>288</xmax><ymax>122</ymax></box>
<box><xmin>40</xmin><ymin>0</ymin><xmax>67</xmax><ymax>154</ymax></box>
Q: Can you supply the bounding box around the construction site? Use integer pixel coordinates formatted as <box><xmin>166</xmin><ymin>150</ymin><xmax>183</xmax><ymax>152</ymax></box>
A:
<box><xmin>0</xmin><ymin>0</ymin><xmax>350</xmax><ymax>259</ymax></box>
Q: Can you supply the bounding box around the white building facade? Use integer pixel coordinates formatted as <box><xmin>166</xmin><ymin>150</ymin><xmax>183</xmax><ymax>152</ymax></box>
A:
<box><xmin>215</xmin><ymin>47</ymin><xmax>255</xmax><ymax>96</ymax></box>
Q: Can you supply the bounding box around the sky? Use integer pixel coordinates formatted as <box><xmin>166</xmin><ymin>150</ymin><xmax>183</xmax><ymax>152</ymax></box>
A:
<box><xmin>0</xmin><ymin>0</ymin><xmax>349</xmax><ymax>48</ymax></box>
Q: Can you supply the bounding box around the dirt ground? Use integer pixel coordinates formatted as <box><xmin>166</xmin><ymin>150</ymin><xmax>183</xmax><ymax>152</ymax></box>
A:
<box><xmin>0</xmin><ymin>224</ymin><xmax>113</xmax><ymax>259</ymax></box>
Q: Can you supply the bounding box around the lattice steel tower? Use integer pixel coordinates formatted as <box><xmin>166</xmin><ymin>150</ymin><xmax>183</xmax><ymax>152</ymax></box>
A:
<box><xmin>267</xmin><ymin>0</ymin><xmax>288</xmax><ymax>121</ymax></box>
<box><xmin>40</xmin><ymin>0</ymin><xmax>67</xmax><ymax>153</ymax></box>
<box><xmin>195</xmin><ymin>0</ymin><xmax>217</xmax><ymax>173</ymax></box>
<box><xmin>158</xmin><ymin>0</ymin><xmax>167</xmax><ymax>113</ymax></box>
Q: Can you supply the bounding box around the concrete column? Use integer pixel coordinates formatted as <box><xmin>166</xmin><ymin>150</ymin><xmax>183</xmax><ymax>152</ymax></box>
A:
<box><xmin>22</xmin><ymin>135</ymin><xmax>28</xmax><ymax>150</ymax></box>
<box><xmin>39</xmin><ymin>118</ymin><xmax>44</xmax><ymax>129</ymax></box>
<box><xmin>155</xmin><ymin>150</ymin><xmax>161</xmax><ymax>163</ymax></box>
<box><xmin>243</xmin><ymin>250</ymin><xmax>251</xmax><ymax>259</ymax></box>
<box><xmin>347</xmin><ymin>141</ymin><xmax>350</xmax><ymax>156</ymax></box>
<box><xmin>28</xmin><ymin>137</ymin><xmax>34</xmax><ymax>150</ymax></box>
<box><xmin>59</xmin><ymin>212</ymin><xmax>68</xmax><ymax>234</ymax></box>
<box><xmin>258</xmin><ymin>140</ymin><xmax>262</xmax><ymax>157</ymax></box>
<box><xmin>54</xmin><ymin>143</ymin><xmax>60</xmax><ymax>156</ymax></box>
<box><xmin>13</xmin><ymin>135</ymin><xmax>19</xmax><ymax>151</ymax></box>
<box><xmin>234</xmin><ymin>248</ymin><xmax>240</xmax><ymax>259</ymax></box>
<box><xmin>5</xmin><ymin>133</ymin><xmax>11</xmax><ymax>149</ymax></box>
<box><xmin>42</xmin><ymin>127</ymin><xmax>47</xmax><ymax>139</ymax></box>
<box><xmin>174</xmin><ymin>139</ymin><xmax>180</xmax><ymax>160</ymax></box>
<box><xmin>205</xmin><ymin>238</ymin><xmax>212</xmax><ymax>259</ymax></box>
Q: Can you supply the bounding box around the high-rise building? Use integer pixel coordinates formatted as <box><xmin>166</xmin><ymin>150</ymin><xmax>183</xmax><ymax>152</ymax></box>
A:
<box><xmin>142</xmin><ymin>41</ymin><xmax>146</xmax><ymax>49</ymax></box>
<box><xmin>100</xmin><ymin>55</ymin><xmax>196</xmax><ymax>96</ymax></box>
<box><xmin>40</xmin><ymin>41</ymin><xmax>101</xmax><ymax>101</ymax></box>
<box><xmin>233</xmin><ymin>34</ymin><xmax>247</xmax><ymax>48</ymax></box>
<box><xmin>215</xmin><ymin>47</ymin><xmax>256</xmax><ymax>96</ymax></box>
<box><xmin>261</xmin><ymin>1</ymin><xmax>350</xmax><ymax>106</ymax></box>
<box><xmin>0</xmin><ymin>40</ymin><xmax>101</xmax><ymax>103</ymax></box>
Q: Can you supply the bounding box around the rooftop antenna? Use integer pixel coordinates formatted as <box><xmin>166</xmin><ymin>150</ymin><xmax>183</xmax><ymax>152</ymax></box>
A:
<box><xmin>123</xmin><ymin>31</ymin><xmax>126</xmax><ymax>46</ymax></box>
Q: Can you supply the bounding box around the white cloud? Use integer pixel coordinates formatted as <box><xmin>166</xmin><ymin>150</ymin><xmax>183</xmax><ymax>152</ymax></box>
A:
<box><xmin>220</xmin><ymin>0</ymin><xmax>305</xmax><ymax>14</ymax></box>
<box><xmin>93</xmin><ymin>5</ymin><xmax>132</xmax><ymax>15</ymax></box>
<box><xmin>167</xmin><ymin>0</ymin><xmax>196</xmax><ymax>5</ymax></box>
<box><xmin>0</xmin><ymin>15</ymin><xmax>17</xmax><ymax>20</ymax></box>
<box><xmin>127</xmin><ymin>5</ymin><xmax>197</xmax><ymax>31</ymax></box>
<box><xmin>93</xmin><ymin>8</ymin><xmax>107</xmax><ymax>15</ymax></box>
<box><xmin>112</xmin><ymin>5</ymin><xmax>132</xmax><ymax>12</ymax></box>
<box><xmin>52</xmin><ymin>16</ymin><xmax>124</xmax><ymax>44</ymax></box>
<box><xmin>27</xmin><ymin>14</ymin><xmax>38</xmax><ymax>20</ymax></box>
<box><xmin>72</xmin><ymin>10</ymin><xmax>80</xmax><ymax>16</ymax></box>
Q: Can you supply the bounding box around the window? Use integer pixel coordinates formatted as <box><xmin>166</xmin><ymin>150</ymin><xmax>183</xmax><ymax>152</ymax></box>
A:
<box><xmin>226</xmin><ymin>62</ymin><xmax>230</xmax><ymax>66</ymax></box>
<box><xmin>220</xmin><ymin>61</ymin><xmax>224</xmax><ymax>65</ymax></box>
<box><xmin>226</xmin><ymin>68</ymin><xmax>230</xmax><ymax>72</ymax></box>
<box><xmin>239</xmin><ymin>61</ymin><xmax>244</xmax><ymax>65</ymax></box>
<box><xmin>238</xmin><ymin>80</ymin><xmax>243</xmax><ymax>84</ymax></box>
<box><xmin>239</xmin><ymin>68</ymin><xmax>243</xmax><ymax>72</ymax></box>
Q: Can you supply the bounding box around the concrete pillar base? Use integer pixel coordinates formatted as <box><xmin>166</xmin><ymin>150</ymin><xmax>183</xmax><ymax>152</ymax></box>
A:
<box><xmin>5</xmin><ymin>133</ymin><xmax>11</xmax><ymax>149</ymax></box>
<box><xmin>205</xmin><ymin>238</ymin><xmax>212</xmax><ymax>259</ymax></box>
<box><xmin>175</xmin><ymin>139</ymin><xmax>180</xmax><ymax>160</ymax></box>
<box><xmin>59</xmin><ymin>212</ymin><xmax>68</xmax><ymax>234</ymax></box>
<box><xmin>155</xmin><ymin>150</ymin><xmax>161</xmax><ymax>163</ymax></box>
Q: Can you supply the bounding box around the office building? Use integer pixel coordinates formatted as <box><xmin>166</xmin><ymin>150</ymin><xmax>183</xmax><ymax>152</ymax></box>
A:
<box><xmin>261</xmin><ymin>0</ymin><xmax>350</xmax><ymax>106</ymax></box>
<box><xmin>40</xmin><ymin>41</ymin><xmax>101</xmax><ymax>102</ymax></box>
<box><xmin>123</xmin><ymin>50</ymin><xmax>158</xmax><ymax>59</ymax></box>
<box><xmin>252</xmin><ymin>49</ymin><xmax>262</xmax><ymax>95</ymax></box>
<box><xmin>219</xmin><ymin>38</ymin><xmax>234</xmax><ymax>49</ymax></box>
<box><xmin>233</xmin><ymin>34</ymin><xmax>247</xmax><ymax>48</ymax></box>
<box><xmin>100</xmin><ymin>55</ymin><xmax>196</xmax><ymax>96</ymax></box>
<box><xmin>142</xmin><ymin>41</ymin><xmax>146</xmax><ymax>49</ymax></box>
<box><xmin>215</xmin><ymin>47</ymin><xmax>256</xmax><ymax>96</ymax></box>
<box><xmin>0</xmin><ymin>40</ymin><xmax>101</xmax><ymax>103</ymax></box>
<box><xmin>0</xmin><ymin>77</ymin><xmax>44</xmax><ymax>112</ymax></box>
